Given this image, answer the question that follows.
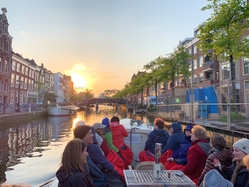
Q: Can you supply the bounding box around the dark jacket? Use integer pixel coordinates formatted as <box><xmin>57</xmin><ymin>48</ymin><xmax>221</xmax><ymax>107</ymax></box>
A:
<box><xmin>182</xmin><ymin>139</ymin><xmax>211</xmax><ymax>182</ymax></box>
<box><xmin>86</xmin><ymin>156</ymin><xmax>107</xmax><ymax>187</ymax></box>
<box><xmin>88</xmin><ymin>140</ymin><xmax>114</xmax><ymax>171</ymax></box>
<box><xmin>56</xmin><ymin>167</ymin><xmax>94</xmax><ymax>187</ymax></box>
<box><xmin>231</xmin><ymin>162</ymin><xmax>249</xmax><ymax>187</ymax></box>
<box><xmin>172</xmin><ymin>135</ymin><xmax>192</xmax><ymax>165</ymax></box>
<box><xmin>144</xmin><ymin>128</ymin><xmax>169</xmax><ymax>154</ymax></box>
<box><xmin>162</xmin><ymin>122</ymin><xmax>184</xmax><ymax>155</ymax></box>
<box><xmin>198</xmin><ymin>147</ymin><xmax>233</xmax><ymax>184</ymax></box>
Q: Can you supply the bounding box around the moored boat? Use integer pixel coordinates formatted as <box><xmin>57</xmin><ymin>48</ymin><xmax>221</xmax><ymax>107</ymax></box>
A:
<box><xmin>47</xmin><ymin>105</ymin><xmax>79</xmax><ymax>116</ymax></box>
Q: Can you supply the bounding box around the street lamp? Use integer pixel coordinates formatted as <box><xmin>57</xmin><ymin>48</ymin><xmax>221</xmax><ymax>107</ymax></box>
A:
<box><xmin>16</xmin><ymin>78</ymin><xmax>22</xmax><ymax>112</ymax></box>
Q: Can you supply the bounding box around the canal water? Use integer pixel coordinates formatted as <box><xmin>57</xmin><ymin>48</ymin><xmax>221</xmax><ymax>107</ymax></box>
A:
<box><xmin>0</xmin><ymin>105</ymin><xmax>245</xmax><ymax>186</ymax></box>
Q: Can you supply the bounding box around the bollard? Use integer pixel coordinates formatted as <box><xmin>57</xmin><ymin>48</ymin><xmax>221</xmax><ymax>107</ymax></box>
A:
<box><xmin>28</xmin><ymin>104</ymin><xmax>31</xmax><ymax>112</ymax></box>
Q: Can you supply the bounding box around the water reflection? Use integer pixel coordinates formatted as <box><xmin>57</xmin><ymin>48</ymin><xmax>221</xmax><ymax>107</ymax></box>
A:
<box><xmin>0</xmin><ymin>105</ymin><xmax>247</xmax><ymax>186</ymax></box>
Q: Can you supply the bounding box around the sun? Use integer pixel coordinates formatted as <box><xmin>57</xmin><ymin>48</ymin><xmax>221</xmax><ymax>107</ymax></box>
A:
<box><xmin>71</xmin><ymin>74</ymin><xmax>87</xmax><ymax>88</ymax></box>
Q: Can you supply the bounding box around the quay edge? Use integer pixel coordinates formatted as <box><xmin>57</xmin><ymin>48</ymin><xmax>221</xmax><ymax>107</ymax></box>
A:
<box><xmin>0</xmin><ymin>110</ymin><xmax>47</xmax><ymax>125</ymax></box>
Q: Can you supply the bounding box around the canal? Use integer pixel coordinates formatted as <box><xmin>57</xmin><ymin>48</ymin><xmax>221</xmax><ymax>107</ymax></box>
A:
<box><xmin>0</xmin><ymin>105</ymin><xmax>246</xmax><ymax>186</ymax></box>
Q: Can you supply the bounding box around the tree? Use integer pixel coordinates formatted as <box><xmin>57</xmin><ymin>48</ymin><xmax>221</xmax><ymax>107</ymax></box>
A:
<box><xmin>85</xmin><ymin>88</ymin><xmax>94</xmax><ymax>99</ymax></box>
<box><xmin>144</xmin><ymin>56</ymin><xmax>165</xmax><ymax>105</ymax></box>
<box><xmin>104</xmin><ymin>89</ymin><xmax>119</xmax><ymax>97</ymax></box>
<box><xmin>159</xmin><ymin>46</ymin><xmax>191</xmax><ymax>101</ymax></box>
<box><xmin>198</xmin><ymin>0</ymin><xmax>249</xmax><ymax>112</ymax></box>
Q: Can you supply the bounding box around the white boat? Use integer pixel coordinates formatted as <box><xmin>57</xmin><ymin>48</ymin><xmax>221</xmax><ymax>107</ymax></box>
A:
<box><xmin>120</xmin><ymin>118</ymin><xmax>153</xmax><ymax>167</ymax></box>
<box><xmin>47</xmin><ymin>105</ymin><xmax>79</xmax><ymax>116</ymax></box>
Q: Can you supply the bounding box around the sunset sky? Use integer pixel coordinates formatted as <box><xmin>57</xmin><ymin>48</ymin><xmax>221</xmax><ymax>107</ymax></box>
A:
<box><xmin>2</xmin><ymin>1</ymin><xmax>212</xmax><ymax>96</ymax></box>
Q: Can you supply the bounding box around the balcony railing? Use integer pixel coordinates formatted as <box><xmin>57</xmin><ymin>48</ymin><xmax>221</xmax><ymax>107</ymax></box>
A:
<box><xmin>202</xmin><ymin>61</ymin><xmax>214</xmax><ymax>72</ymax></box>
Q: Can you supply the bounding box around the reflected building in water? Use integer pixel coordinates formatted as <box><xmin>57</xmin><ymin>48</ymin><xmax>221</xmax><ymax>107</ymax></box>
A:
<box><xmin>0</xmin><ymin>116</ymin><xmax>72</xmax><ymax>183</ymax></box>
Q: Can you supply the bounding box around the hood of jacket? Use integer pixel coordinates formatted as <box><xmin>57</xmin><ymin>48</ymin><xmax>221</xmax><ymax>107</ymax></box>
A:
<box><xmin>170</xmin><ymin>122</ymin><xmax>182</xmax><ymax>133</ymax></box>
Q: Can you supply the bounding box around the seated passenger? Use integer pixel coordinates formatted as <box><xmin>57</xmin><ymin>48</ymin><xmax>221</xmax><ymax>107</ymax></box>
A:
<box><xmin>110</xmin><ymin>116</ymin><xmax>134</xmax><ymax>167</ymax></box>
<box><xmin>93</xmin><ymin>122</ymin><xmax>125</xmax><ymax>178</ymax></box>
<box><xmin>74</xmin><ymin>122</ymin><xmax>125</xmax><ymax>187</ymax></box>
<box><xmin>198</xmin><ymin>134</ymin><xmax>233</xmax><ymax>185</ymax></box>
<box><xmin>138</xmin><ymin>118</ymin><xmax>169</xmax><ymax>162</ymax></box>
<box><xmin>165</xmin><ymin>123</ymin><xmax>193</xmax><ymax>169</ymax></box>
<box><xmin>160</xmin><ymin>121</ymin><xmax>184</xmax><ymax>165</ymax></box>
<box><xmin>56</xmin><ymin>138</ymin><xmax>94</xmax><ymax>187</ymax></box>
<box><xmin>242</xmin><ymin>154</ymin><xmax>249</xmax><ymax>187</ymax></box>
<box><xmin>181</xmin><ymin>125</ymin><xmax>211</xmax><ymax>185</ymax></box>
<box><xmin>229</xmin><ymin>138</ymin><xmax>249</xmax><ymax>187</ymax></box>
<box><xmin>102</xmin><ymin>117</ymin><xmax>119</xmax><ymax>153</ymax></box>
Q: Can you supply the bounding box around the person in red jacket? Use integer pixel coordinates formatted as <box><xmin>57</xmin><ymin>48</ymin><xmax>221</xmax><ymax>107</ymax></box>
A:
<box><xmin>110</xmin><ymin>116</ymin><xmax>133</xmax><ymax>167</ymax></box>
<box><xmin>182</xmin><ymin>125</ymin><xmax>211</xmax><ymax>185</ymax></box>
<box><xmin>110</xmin><ymin>116</ymin><xmax>128</xmax><ymax>148</ymax></box>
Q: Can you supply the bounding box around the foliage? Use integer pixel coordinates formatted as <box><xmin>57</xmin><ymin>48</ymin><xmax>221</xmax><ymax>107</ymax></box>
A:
<box><xmin>219</xmin><ymin>112</ymin><xmax>247</xmax><ymax>123</ymax></box>
<box><xmin>104</xmin><ymin>89</ymin><xmax>119</xmax><ymax>97</ymax></box>
<box><xmin>83</xmin><ymin>88</ymin><xmax>94</xmax><ymax>99</ymax></box>
<box><xmin>158</xmin><ymin>46</ymin><xmax>191</xmax><ymax>100</ymax></box>
<box><xmin>198</xmin><ymin>0</ymin><xmax>249</xmax><ymax>112</ymax></box>
<box><xmin>146</xmin><ymin>104</ymin><xmax>157</xmax><ymax>112</ymax></box>
<box><xmin>137</xmin><ymin>103</ymin><xmax>147</xmax><ymax>109</ymax></box>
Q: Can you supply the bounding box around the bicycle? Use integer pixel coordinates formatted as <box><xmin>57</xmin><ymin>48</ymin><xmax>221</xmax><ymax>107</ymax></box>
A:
<box><xmin>0</xmin><ymin>103</ymin><xmax>15</xmax><ymax>114</ymax></box>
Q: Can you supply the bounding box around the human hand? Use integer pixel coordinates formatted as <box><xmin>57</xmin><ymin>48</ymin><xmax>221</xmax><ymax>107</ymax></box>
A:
<box><xmin>213</xmin><ymin>158</ymin><xmax>222</xmax><ymax>170</ymax></box>
<box><xmin>167</xmin><ymin>157</ymin><xmax>174</xmax><ymax>162</ymax></box>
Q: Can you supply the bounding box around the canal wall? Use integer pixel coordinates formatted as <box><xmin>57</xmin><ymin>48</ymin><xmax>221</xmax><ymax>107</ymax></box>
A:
<box><xmin>0</xmin><ymin>110</ymin><xmax>47</xmax><ymax>124</ymax></box>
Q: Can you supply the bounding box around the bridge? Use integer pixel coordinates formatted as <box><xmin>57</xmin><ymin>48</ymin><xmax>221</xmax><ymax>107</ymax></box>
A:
<box><xmin>77</xmin><ymin>98</ymin><xmax>128</xmax><ymax>106</ymax></box>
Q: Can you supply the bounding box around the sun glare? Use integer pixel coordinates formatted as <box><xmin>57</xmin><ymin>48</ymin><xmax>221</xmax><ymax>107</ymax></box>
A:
<box><xmin>71</xmin><ymin>74</ymin><xmax>87</xmax><ymax>88</ymax></box>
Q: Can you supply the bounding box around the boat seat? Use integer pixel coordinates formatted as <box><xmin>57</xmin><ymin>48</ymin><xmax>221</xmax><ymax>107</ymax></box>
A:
<box><xmin>134</xmin><ymin>161</ymin><xmax>165</xmax><ymax>170</ymax></box>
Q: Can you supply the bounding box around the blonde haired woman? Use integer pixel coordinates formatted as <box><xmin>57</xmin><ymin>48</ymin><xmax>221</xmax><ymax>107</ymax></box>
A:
<box><xmin>181</xmin><ymin>125</ymin><xmax>211</xmax><ymax>185</ymax></box>
<box><xmin>56</xmin><ymin>138</ymin><xmax>93</xmax><ymax>187</ymax></box>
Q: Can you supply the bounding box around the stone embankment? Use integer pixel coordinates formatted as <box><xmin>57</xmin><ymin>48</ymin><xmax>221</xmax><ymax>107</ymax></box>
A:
<box><xmin>0</xmin><ymin>110</ymin><xmax>46</xmax><ymax>125</ymax></box>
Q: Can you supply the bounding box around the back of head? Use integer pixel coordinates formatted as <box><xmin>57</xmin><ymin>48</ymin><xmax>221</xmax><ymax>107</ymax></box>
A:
<box><xmin>110</xmin><ymin>116</ymin><xmax>119</xmax><ymax>123</ymax></box>
<box><xmin>101</xmin><ymin>118</ymin><xmax>110</xmax><ymax>127</ymax></box>
<box><xmin>192</xmin><ymin>125</ymin><xmax>207</xmax><ymax>140</ymax></box>
<box><xmin>154</xmin><ymin>118</ymin><xmax>165</xmax><ymax>129</ymax></box>
<box><xmin>200</xmin><ymin>169</ymin><xmax>233</xmax><ymax>187</ymax></box>
<box><xmin>169</xmin><ymin>121</ymin><xmax>182</xmax><ymax>132</ymax></box>
<box><xmin>74</xmin><ymin>125</ymin><xmax>91</xmax><ymax>140</ymax></box>
<box><xmin>211</xmin><ymin>134</ymin><xmax>226</xmax><ymax>150</ymax></box>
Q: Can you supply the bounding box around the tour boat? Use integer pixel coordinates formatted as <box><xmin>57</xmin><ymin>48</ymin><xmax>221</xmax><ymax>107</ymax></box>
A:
<box><xmin>47</xmin><ymin>105</ymin><xmax>79</xmax><ymax>116</ymax></box>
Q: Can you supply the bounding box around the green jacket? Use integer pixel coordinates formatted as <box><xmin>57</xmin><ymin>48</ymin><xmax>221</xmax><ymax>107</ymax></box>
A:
<box><xmin>103</xmin><ymin>131</ymin><xmax>119</xmax><ymax>152</ymax></box>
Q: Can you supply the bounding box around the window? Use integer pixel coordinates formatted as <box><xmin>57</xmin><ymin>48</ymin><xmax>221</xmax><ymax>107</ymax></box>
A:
<box><xmin>199</xmin><ymin>56</ymin><xmax>203</xmax><ymax>67</ymax></box>
<box><xmin>17</xmin><ymin>63</ymin><xmax>20</xmax><ymax>72</ymax></box>
<box><xmin>11</xmin><ymin>74</ymin><xmax>15</xmax><ymax>87</ymax></box>
<box><xmin>15</xmin><ymin>75</ymin><xmax>19</xmax><ymax>88</ymax></box>
<box><xmin>0</xmin><ymin>79</ymin><xmax>2</xmax><ymax>91</ymax></box>
<box><xmin>24</xmin><ymin>78</ymin><xmax>27</xmax><ymax>89</ymax></box>
<box><xmin>25</xmin><ymin>67</ymin><xmax>28</xmax><ymax>75</ymax></box>
<box><xmin>21</xmin><ymin>65</ymin><xmax>25</xmax><ymax>74</ymax></box>
<box><xmin>216</xmin><ymin>72</ymin><xmax>220</xmax><ymax>80</ymax></box>
<box><xmin>10</xmin><ymin>90</ymin><xmax>14</xmax><ymax>104</ymax></box>
<box><xmin>5</xmin><ymin>60</ymin><xmax>9</xmax><ymax>73</ymax></box>
<box><xmin>12</xmin><ymin>60</ymin><xmax>16</xmax><ymax>70</ymax></box>
<box><xmin>245</xmin><ymin>81</ymin><xmax>249</xmax><ymax>89</ymax></box>
<box><xmin>194</xmin><ymin>60</ymin><xmax>197</xmax><ymax>69</ymax></box>
<box><xmin>193</xmin><ymin>45</ymin><xmax>197</xmax><ymax>54</ymax></box>
<box><xmin>198</xmin><ymin>73</ymin><xmax>203</xmax><ymax>83</ymax></box>
<box><xmin>0</xmin><ymin>58</ymin><xmax>2</xmax><ymax>71</ymax></box>
<box><xmin>194</xmin><ymin>76</ymin><xmax>197</xmax><ymax>84</ymax></box>
<box><xmin>243</xmin><ymin>57</ymin><xmax>249</xmax><ymax>75</ymax></box>
<box><xmin>4</xmin><ymin>80</ymin><xmax>8</xmax><ymax>92</ymax></box>
<box><xmin>221</xmin><ymin>62</ymin><xmax>230</xmax><ymax>80</ymax></box>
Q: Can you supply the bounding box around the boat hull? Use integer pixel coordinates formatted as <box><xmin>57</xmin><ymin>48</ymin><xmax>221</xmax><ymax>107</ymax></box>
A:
<box><xmin>47</xmin><ymin>106</ymin><xmax>78</xmax><ymax>116</ymax></box>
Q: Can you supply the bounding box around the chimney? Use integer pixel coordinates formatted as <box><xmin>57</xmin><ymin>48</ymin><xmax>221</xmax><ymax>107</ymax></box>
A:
<box><xmin>1</xmin><ymin>8</ymin><xmax>7</xmax><ymax>14</ymax></box>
